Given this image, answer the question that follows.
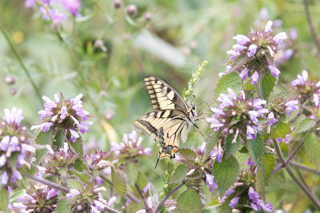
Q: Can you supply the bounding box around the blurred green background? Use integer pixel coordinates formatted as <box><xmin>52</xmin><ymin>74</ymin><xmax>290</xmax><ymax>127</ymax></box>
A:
<box><xmin>1</xmin><ymin>0</ymin><xmax>320</xmax><ymax>211</ymax></box>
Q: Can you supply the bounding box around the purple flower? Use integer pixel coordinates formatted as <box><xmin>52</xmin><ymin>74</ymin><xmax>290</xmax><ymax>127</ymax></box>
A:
<box><xmin>128</xmin><ymin>130</ymin><xmax>138</xmax><ymax>143</ymax></box>
<box><xmin>261</xmin><ymin>203</ymin><xmax>273</xmax><ymax>212</ymax></box>
<box><xmin>0</xmin><ymin>171</ymin><xmax>8</xmax><ymax>185</ymax></box>
<box><xmin>229</xmin><ymin>197</ymin><xmax>240</xmax><ymax>208</ymax></box>
<box><xmin>251</xmin><ymin>202</ymin><xmax>260</xmax><ymax>211</ymax></box>
<box><xmin>35</xmin><ymin>166</ymin><xmax>46</xmax><ymax>178</ymax></box>
<box><xmin>248</xmin><ymin>187</ymin><xmax>260</xmax><ymax>202</ymax></box>
<box><xmin>265</xmin><ymin>20</ymin><xmax>273</xmax><ymax>33</ymax></box>
<box><xmin>42</xmin><ymin>95</ymin><xmax>57</xmax><ymax>110</ymax></box>
<box><xmin>62</xmin><ymin>0</ymin><xmax>81</xmax><ymax>16</ymax></box>
<box><xmin>285</xmin><ymin>100</ymin><xmax>299</xmax><ymax>113</ymax></box>
<box><xmin>10</xmin><ymin>136</ymin><xmax>19</xmax><ymax>152</ymax></box>
<box><xmin>4</xmin><ymin>107</ymin><xmax>23</xmax><ymax>125</ymax></box>
<box><xmin>248</xmin><ymin>111</ymin><xmax>259</xmax><ymax>124</ymax></box>
<box><xmin>247</xmin><ymin>44</ymin><xmax>257</xmax><ymax>57</ymax></box>
<box><xmin>42</xmin><ymin>122</ymin><xmax>54</xmax><ymax>132</ymax></box>
<box><xmin>233</xmin><ymin>35</ymin><xmax>250</xmax><ymax>45</ymax></box>
<box><xmin>94</xmin><ymin>200</ymin><xmax>106</xmax><ymax>211</ymax></box>
<box><xmin>205</xmin><ymin>174</ymin><xmax>218</xmax><ymax>192</ymax></box>
<box><xmin>25</xmin><ymin>0</ymin><xmax>36</xmax><ymax>7</ymax></box>
<box><xmin>260</xmin><ymin>7</ymin><xmax>269</xmax><ymax>20</ymax></box>
<box><xmin>70</xmin><ymin>129</ymin><xmax>80</xmax><ymax>142</ymax></box>
<box><xmin>226</xmin><ymin>49</ymin><xmax>241</xmax><ymax>60</ymax></box>
<box><xmin>247</xmin><ymin>126</ymin><xmax>257</xmax><ymax>140</ymax></box>
<box><xmin>273</xmin><ymin>32</ymin><xmax>287</xmax><ymax>44</ymax></box>
<box><xmin>290</xmin><ymin>28</ymin><xmax>298</xmax><ymax>40</ymax></box>
<box><xmin>267</xmin><ymin>112</ymin><xmax>278</xmax><ymax>125</ymax></box>
<box><xmin>77</xmin><ymin>121</ymin><xmax>93</xmax><ymax>134</ymax></box>
<box><xmin>210</xmin><ymin>108</ymin><xmax>225</xmax><ymax>116</ymax></box>
<box><xmin>66</xmin><ymin>189</ymin><xmax>80</xmax><ymax>199</ymax></box>
<box><xmin>38</xmin><ymin>109</ymin><xmax>53</xmax><ymax>120</ymax></box>
<box><xmin>60</xmin><ymin>106</ymin><xmax>67</xmax><ymax>119</ymax></box>
<box><xmin>50</xmin><ymin>9</ymin><xmax>67</xmax><ymax>26</ymax></box>
<box><xmin>0</xmin><ymin>154</ymin><xmax>6</xmax><ymax>167</ymax></box>
<box><xmin>11</xmin><ymin>169</ymin><xmax>22</xmax><ymax>183</ymax></box>
<box><xmin>292</xmin><ymin>70</ymin><xmax>308</xmax><ymax>86</ymax></box>
<box><xmin>107</xmin><ymin>196</ymin><xmax>117</xmax><ymax>206</ymax></box>
<box><xmin>218</xmin><ymin>93</ymin><xmax>234</xmax><ymax>108</ymax></box>
<box><xmin>47</xmin><ymin>188</ymin><xmax>58</xmax><ymax>200</ymax></box>
<box><xmin>13</xmin><ymin>202</ymin><xmax>27</xmax><ymax>210</ymax></box>
<box><xmin>253</xmin><ymin>99</ymin><xmax>267</xmax><ymax>109</ymax></box>
<box><xmin>268</xmin><ymin>65</ymin><xmax>281</xmax><ymax>77</ymax></box>
<box><xmin>206</xmin><ymin>117</ymin><xmax>224</xmax><ymax>130</ymax></box>
<box><xmin>143</xmin><ymin>147</ymin><xmax>152</xmax><ymax>155</ymax></box>
<box><xmin>250</xmin><ymin>71</ymin><xmax>259</xmax><ymax>85</ymax></box>
<box><xmin>314</xmin><ymin>94</ymin><xmax>320</xmax><ymax>106</ymax></box>
<box><xmin>245</xmin><ymin>157</ymin><xmax>255</xmax><ymax>166</ymax></box>
<box><xmin>284</xmin><ymin>49</ymin><xmax>294</xmax><ymax>60</ymax></box>
<box><xmin>96</xmin><ymin>176</ymin><xmax>103</xmax><ymax>185</ymax></box>
<box><xmin>1</xmin><ymin>136</ymin><xmax>10</xmax><ymax>151</ymax></box>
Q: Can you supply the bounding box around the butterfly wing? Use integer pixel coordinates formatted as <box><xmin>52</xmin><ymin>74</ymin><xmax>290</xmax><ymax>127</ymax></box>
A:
<box><xmin>133</xmin><ymin>109</ymin><xmax>191</xmax><ymax>167</ymax></box>
<box><xmin>144</xmin><ymin>76</ymin><xmax>188</xmax><ymax>111</ymax></box>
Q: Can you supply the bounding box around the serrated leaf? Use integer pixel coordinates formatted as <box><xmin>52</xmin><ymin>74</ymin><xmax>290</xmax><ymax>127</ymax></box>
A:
<box><xmin>7</xmin><ymin>152</ymin><xmax>18</xmax><ymax>171</ymax></box>
<box><xmin>304</xmin><ymin>133</ymin><xmax>320</xmax><ymax>169</ymax></box>
<box><xmin>111</xmin><ymin>167</ymin><xmax>126</xmax><ymax>197</ymax></box>
<box><xmin>213</xmin><ymin>155</ymin><xmax>239</xmax><ymax>197</ymax></box>
<box><xmin>248</xmin><ymin>134</ymin><xmax>264</xmax><ymax>169</ymax></box>
<box><xmin>243</xmin><ymin>78</ymin><xmax>255</xmax><ymax>91</ymax></box>
<box><xmin>73</xmin><ymin>158</ymin><xmax>88</xmax><ymax>172</ymax></box>
<box><xmin>126</xmin><ymin>163</ymin><xmax>138</xmax><ymax>186</ymax></box>
<box><xmin>67</xmin><ymin>179</ymin><xmax>84</xmax><ymax>191</ymax></box>
<box><xmin>0</xmin><ymin>188</ymin><xmax>9</xmax><ymax>211</ymax></box>
<box><xmin>179</xmin><ymin>148</ymin><xmax>196</xmax><ymax>161</ymax></box>
<box><xmin>270</xmin><ymin>122</ymin><xmax>291</xmax><ymax>139</ymax></box>
<box><xmin>68</xmin><ymin>169</ymin><xmax>90</xmax><ymax>184</ymax></box>
<box><xmin>70</xmin><ymin>137</ymin><xmax>83</xmax><ymax>157</ymax></box>
<box><xmin>35</xmin><ymin>130</ymin><xmax>53</xmax><ymax>164</ymax></box>
<box><xmin>170</xmin><ymin>164</ymin><xmax>189</xmax><ymax>184</ymax></box>
<box><xmin>264</xmin><ymin>153</ymin><xmax>275</xmax><ymax>185</ymax></box>
<box><xmin>129</xmin><ymin>202</ymin><xmax>144</xmax><ymax>213</ymax></box>
<box><xmin>55</xmin><ymin>199</ymin><xmax>71</xmax><ymax>213</ymax></box>
<box><xmin>296</xmin><ymin>118</ymin><xmax>316</xmax><ymax>133</ymax></box>
<box><xmin>227</xmin><ymin>55</ymin><xmax>249</xmax><ymax>73</ymax></box>
<box><xmin>224</xmin><ymin>133</ymin><xmax>240</xmax><ymax>158</ymax></box>
<box><xmin>214</xmin><ymin>72</ymin><xmax>242</xmax><ymax>99</ymax></box>
<box><xmin>256</xmin><ymin>157</ymin><xmax>265</xmax><ymax>199</ymax></box>
<box><xmin>205</xmin><ymin>130</ymin><xmax>221</xmax><ymax>160</ymax></box>
<box><xmin>177</xmin><ymin>190</ymin><xmax>202</xmax><ymax>213</ymax></box>
<box><xmin>136</xmin><ymin>171</ymin><xmax>147</xmax><ymax>189</ymax></box>
<box><xmin>262</xmin><ymin>71</ymin><xmax>276</xmax><ymax>100</ymax></box>
<box><xmin>55</xmin><ymin>130</ymin><xmax>63</xmax><ymax>148</ymax></box>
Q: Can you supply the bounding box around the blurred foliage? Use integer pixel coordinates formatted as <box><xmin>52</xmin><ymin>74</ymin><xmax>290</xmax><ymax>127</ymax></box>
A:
<box><xmin>1</xmin><ymin>0</ymin><xmax>320</xmax><ymax>211</ymax></box>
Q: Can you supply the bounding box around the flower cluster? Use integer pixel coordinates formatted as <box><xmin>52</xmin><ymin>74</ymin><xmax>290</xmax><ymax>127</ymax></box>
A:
<box><xmin>249</xmin><ymin>187</ymin><xmax>273</xmax><ymax>212</ymax></box>
<box><xmin>25</xmin><ymin>0</ymin><xmax>82</xmax><ymax>26</ymax></box>
<box><xmin>10</xmin><ymin>185</ymin><xmax>58</xmax><ymax>213</ymax></box>
<box><xmin>206</xmin><ymin>88</ymin><xmax>268</xmax><ymax>141</ymax></box>
<box><xmin>85</xmin><ymin>150</ymin><xmax>118</xmax><ymax>175</ymax></box>
<box><xmin>31</xmin><ymin>93</ymin><xmax>92</xmax><ymax>143</ymax></box>
<box><xmin>65</xmin><ymin>186</ymin><xmax>115</xmax><ymax>212</ymax></box>
<box><xmin>289</xmin><ymin>70</ymin><xmax>320</xmax><ymax>103</ymax></box>
<box><xmin>225</xmin><ymin>20</ymin><xmax>287</xmax><ymax>85</ymax></box>
<box><xmin>110</xmin><ymin>130</ymin><xmax>151</xmax><ymax>160</ymax></box>
<box><xmin>0</xmin><ymin>108</ymin><xmax>35</xmax><ymax>187</ymax></box>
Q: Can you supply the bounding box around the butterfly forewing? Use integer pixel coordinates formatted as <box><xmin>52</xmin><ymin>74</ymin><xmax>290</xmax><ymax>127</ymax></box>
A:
<box><xmin>144</xmin><ymin>76</ymin><xmax>188</xmax><ymax>111</ymax></box>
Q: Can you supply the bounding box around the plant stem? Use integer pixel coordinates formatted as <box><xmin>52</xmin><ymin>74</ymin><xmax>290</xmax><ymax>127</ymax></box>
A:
<box><xmin>154</xmin><ymin>180</ymin><xmax>186</xmax><ymax>213</ymax></box>
<box><xmin>0</xmin><ymin>24</ymin><xmax>42</xmax><ymax>104</ymax></box>
<box><xmin>24</xmin><ymin>173</ymin><xmax>69</xmax><ymax>193</ymax></box>
<box><xmin>273</xmin><ymin>140</ymin><xmax>320</xmax><ymax>209</ymax></box>
<box><xmin>272</xmin><ymin>142</ymin><xmax>304</xmax><ymax>174</ymax></box>
<box><xmin>303</xmin><ymin>0</ymin><xmax>320</xmax><ymax>59</ymax></box>
<box><xmin>135</xmin><ymin>183</ymin><xmax>148</xmax><ymax>210</ymax></box>
<box><xmin>289</xmin><ymin>161</ymin><xmax>320</xmax><ymax>175</ymax></box>
<box><xmin>99</xmin><ymin>172</ymin><xmax>140</xmax><ymax>203</ymax></box>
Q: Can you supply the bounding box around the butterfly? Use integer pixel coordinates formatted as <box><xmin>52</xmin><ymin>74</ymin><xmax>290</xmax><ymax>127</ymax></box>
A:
<box><xmin>134</xmin><ymin>76</ymin><xmax>199</xmax><ymax>168</ymax></box>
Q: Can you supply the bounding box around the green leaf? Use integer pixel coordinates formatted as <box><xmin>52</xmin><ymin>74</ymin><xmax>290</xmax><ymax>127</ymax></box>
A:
<box><xmin>25</xmin><ymin>164</ymin><xmax>38</xmax><ymax>176</ymax></box>
<box><xmin>264</xmin><ymin>153</ymin><xmax>275</xmax><ymax>185</ymax></box>
<box><xmin>213</xmin><ymin>155</ymin><xmax>239</xmax><ymax>197</ymax></box>
<box><xmin>136</xmin><ymin>171</ymin><xmax>148</xmax><ymax>189</ymax></box>
<box><xmin>73</xmin><ymin>158</ymin><xmax>88</xmax><ymax>172</ymax></box>
<box><xmin>219</xmin><ymin>193</ymin><xmax>235</xmax><ymax>213</ymax></box>
<box><xmin>7</xmin><ymin>152</ymin><xmax>18</xmax><ymax>171</ymax></box>
<box><xmin>67</xmin><ymin>179</ymin><xmax>84</xmax><ymax>191</ymax></box>
<box><xmin>111</xmin><ymin>167</ymin><xmax>126</xmax><ymax>197</ymax></box>
<box><xmin>177</xmin><ymin>190</ymin><xmax>202</xmax><ymax>213</ymax></box>
<box><xmin>55</xmin><ymin>199</ymin><xmax>71</xmax><ymax>213</ymax></box>
<box><xmin>256</xmin><ymin>157</ymin><xmax>265</xmax><ymax>200</ymax></box>
<box><xmin>214</xmin><ymin>72</ymin><xmax>242</xmax><ymax>99</ymax></box>
<box><xmin>243</xmin><ymin>78</ymin><xmax>255</xmax><ymax>91</ymax></box>
<box><xmin>126</xmin><ymin>163</ymin><xmax>138</xmax><ymax>186</ymax></box>
<box><xmin>304</xmin><ymin>133</ymin><xmax>320</xmax><ymax>169</ymax></box>
<box><xmin>68</xmin><ymin>169</ymin><xmax>90</xmax><ymax>184</ymax></box>
<box><xmin>70</xmin><ymin>137</ymin><xmax>83</xmax><ymax>157</ymax></box>
<box><xmin>227</xmin><ymin>55</ymin><xmax>249</xmax><ymax>73</ymax></box>
<box><xmin>262</xmin><ymin>71</ymin><xmax>276</xmax><ymax>100</ymax></box>
<box><xmin>296</xmin><ymin>118</ymin><xmax>316</xmax><ymax>133</ymax></box>
<box><xmin>224</xmin><ymin>133</ymin><xmax>240</xmax><ymax>159</ymax></box>
<box><xmin>0</xmin><ymin>188</ymin><xmax>9</xmax><ymax>211</ymax></box>
<box><xmin>35</xmin><ymin>130</ymin><xmax>53</xmax><ymax>164</ymax></box>
<box><xmin>54</xmin><ymin>130</ymin><xmax>63</xmax><ymax>148</ymax></box>
<box><xmin>170</xmin><ymin>164</ymin><xmax>189</xmax><ymax>184</ymax></box>
<box><xmin>248</xmin><ymin>134</ymin><xmax>264</xmax><ymax>169</ymax></box>
<box><xmin>179</xmin><ymin>148</ymin><xmax>196</xmax><ymax>161</ymax></box>
<box><xmin>270</xmin><ymin>122</ymin><xmax>291</xmax><ymax>139</ymax></box>
<box><xmin>205</xmin><ymin>130</ymin><xmax>221</xmax><ymax>160</ymax></box>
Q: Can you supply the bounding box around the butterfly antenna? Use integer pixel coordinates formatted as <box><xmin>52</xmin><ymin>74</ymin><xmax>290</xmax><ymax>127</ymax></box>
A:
<box><xmin>155</xmin><ymin>155</ymin><xmax>160</xmax><ymax>169</ymax></box>
<box><xmin>196</xmin><ymin>101</ymin><xmax>210</xmax><ymax>109</ymax></box>
<box><xmin>193</xmin><ymin>123</ymin><xmax>208</xmax><ymax>141</ymax></box>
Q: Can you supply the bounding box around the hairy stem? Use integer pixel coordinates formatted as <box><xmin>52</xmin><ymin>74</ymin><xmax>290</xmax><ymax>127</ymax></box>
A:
<box><xmin>273</xmin><ymin>140</ymin><xmax>320</xmax><ymax>209</ymax></box>
<box><xmin>303</xmin><ymin>0</ymin><xmax>320</xmax><ymax>58</ymax></box>
<box><xmin>289</xmin><ymin>161</ymin><xmax>320</xmax><ymax>175</ymax></box>
<box><xmin>24</xmin><ymin>173</ymin><xmax>70</xmax><ymax>193</ymax></box>
<box><xmin>99</xmin><ymin>172</ymin><xmax>140</xmax><ymax>203</ymax></box>
<box><xmin>0</xmin><ymin>24</ymin><xmax>42</xmax><ymax>104</ymax></box>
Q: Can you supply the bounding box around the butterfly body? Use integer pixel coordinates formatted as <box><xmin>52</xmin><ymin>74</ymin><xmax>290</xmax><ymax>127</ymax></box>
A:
<box><xmin>134</xmin><ymin>76</ymin><xmax>198</xmax><ymax>167</ymax></box>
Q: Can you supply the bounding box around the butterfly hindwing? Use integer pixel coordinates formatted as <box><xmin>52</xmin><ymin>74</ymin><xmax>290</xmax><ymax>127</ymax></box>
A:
<box><xmin>144</xmin><ymin>76</ymin><xmax>188</xmax><ymax>111</ymax></box>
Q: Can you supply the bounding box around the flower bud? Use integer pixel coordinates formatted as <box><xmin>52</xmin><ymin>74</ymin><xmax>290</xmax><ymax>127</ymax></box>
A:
<box><xmin>126</xmin><ymin>5</ymin><xmax>137</xmax><ymax>16</ymax></box>
<box><xmin>144</xmin><ymin>12</ymin><xmax>152</xmax><ymax>21</ymax></box>
<box><xmin>5</xmin><ymin>75</ymin><xmax>16</xmax><ymax>85</ymax></box>
<box><xmin>113</xmin><ymin>0</ymin><xmax>122</xmax><ymax>8</ymax></box>
<box><xmin>9</xmin><ymin>88</ymin><xmax>16</xmax><ymax>95</ymax></box>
